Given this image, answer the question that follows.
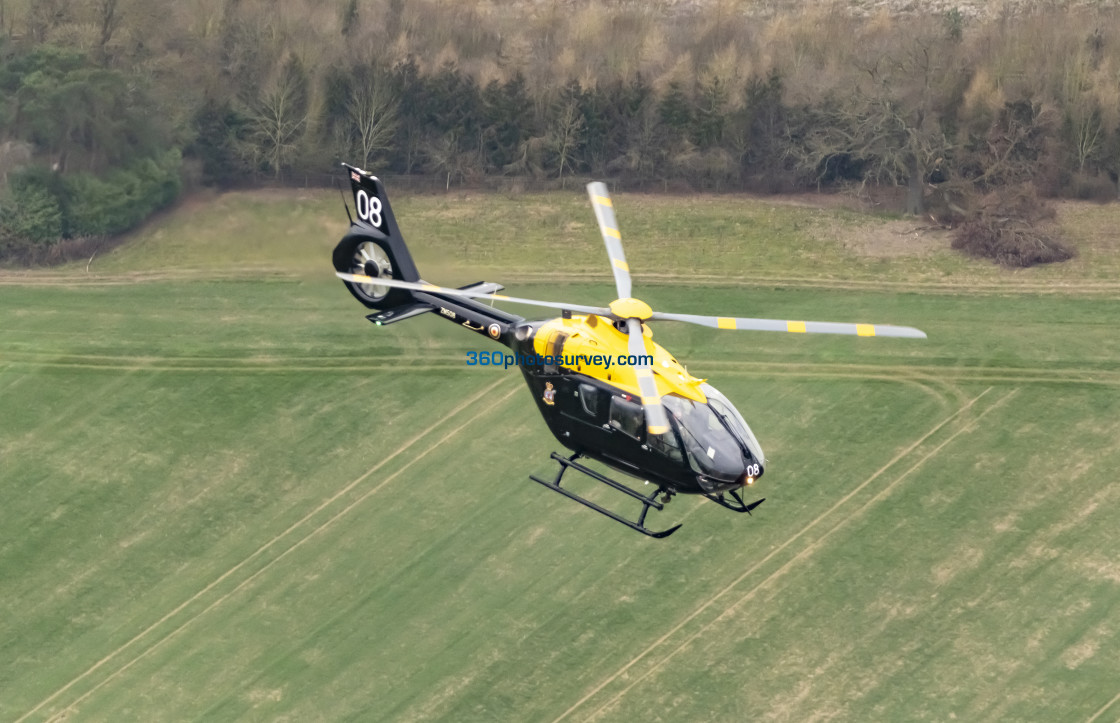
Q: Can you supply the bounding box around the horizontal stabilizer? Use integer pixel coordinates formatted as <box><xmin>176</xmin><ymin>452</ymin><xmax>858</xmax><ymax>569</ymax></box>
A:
<box><xmin>366</xmin><ymin>302</ymin><xmax>435</xmax><ymax>325</ymax></box>
<box><xmin>458</xmin><ymin>281</ymin><xmax>504</xmax><ymax>295</ymax></box>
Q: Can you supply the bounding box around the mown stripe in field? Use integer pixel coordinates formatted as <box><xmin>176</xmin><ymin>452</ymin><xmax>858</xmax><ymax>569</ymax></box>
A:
<box><xmin>499</xmin><ymin>271</ymin><xmax>1120</xmax><ymax>298</ymax></box>
<box><xmin>16</xmin><ymin>377</ymin><xmax>519</xmax><ymax>723</ymax></box>
<box><xmin>553</xmin><ymin>387</ymin><xmax>1016</xmax><ymax>723</ymax></box>
<box><xmin>1086</xmin><ymin>689</ymin><xmax>1120</xmax><ymax>722</ymax></box>
<box><xmin>4</xmin><ymin>351</ymin><xmax>1120</xmax><ymax>387</ymax></box>
<box><xmin>6</xmin><ymin>270</ymin><xmax>1120</xmax><ymax>297</ymax></box>
<box><xmin>0</xmin><ymin>270</ymin><xmax>300</xmax><ymax>286</ymax></box>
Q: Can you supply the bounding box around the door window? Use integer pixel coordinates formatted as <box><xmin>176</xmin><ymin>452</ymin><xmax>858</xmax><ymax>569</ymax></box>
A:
<box><xmin>578</xmin><ymin>383</ymin><xmax>600</xmax><ymax>417</ymax></box>
<box><xmin>609</xmin><ymin>397</ymin><xmax>645</xmax><ymax>440</ymax></box>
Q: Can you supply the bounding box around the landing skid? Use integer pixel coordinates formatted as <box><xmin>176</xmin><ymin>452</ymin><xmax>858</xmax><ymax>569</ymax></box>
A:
<box><xmin>703</xmin><ymin>488</ymin><xmax>765</xmax><ymax>514</ymax></box>
<box><xmin>529</xmin><ymin>452</ymin><xmax>682</xmax><ymax>538</ymax></box>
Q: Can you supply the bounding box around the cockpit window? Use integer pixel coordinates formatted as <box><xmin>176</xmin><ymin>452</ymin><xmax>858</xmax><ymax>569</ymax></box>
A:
<box><xmin>700</xmin><ymin>383</ymin><xmax>765</xmax><ymax>466</ymax></box>
<box><xmin>646</xmin><ymin>421</ymin><xmax>683</xmax><ymax>462</ymax></box>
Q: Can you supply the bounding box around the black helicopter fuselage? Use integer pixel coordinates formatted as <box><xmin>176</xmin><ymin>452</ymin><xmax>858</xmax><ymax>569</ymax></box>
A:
<box><xmin>512</xmin><ymin>341</ymin><xmax>764</xmax><ymax>497</ymax></box>
<box><xmin>357</xmin><ymin>266</ymin><xmax>763</xmax><ymax>497</ymax></box>
<box><xmin>518</xmin><ymin>362</ymin><xmax>709</xmax><ymax>494</ymax></box>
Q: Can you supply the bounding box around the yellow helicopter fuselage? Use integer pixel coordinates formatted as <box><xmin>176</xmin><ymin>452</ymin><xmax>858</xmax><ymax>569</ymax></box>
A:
<box><xmin>529</xmin><ymin>314</ymin><xmax>708</xmax><ymax>405</ymax></box>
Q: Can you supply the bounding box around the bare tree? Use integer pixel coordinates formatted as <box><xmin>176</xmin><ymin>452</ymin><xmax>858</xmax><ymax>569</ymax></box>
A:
<box><xmin>789</xmin><ymin>17</ymin><xmax>960</xmax><ymax>215</ymax></box>
<box><xmin>546</xmin><ymin>91</ymin><xmax>585</xmax><ymax>188</ymax></box>
<box><xmin>27</xmin><ymin>0</ymin><xmax>73</xmax><ymax>42</ymax></box>
<box><xmin>970</xmin><ymin>100</ymin><xmax>1060</xmax><ymax>189</ymax></box>
<box><xmin>95</xmin><ymin>0</ymin><xmax>119</xmax><ymax>56</ymax></box>
<box><xmin>1057</xmin><ymin>47</ymin><xmax>1120</xmax><ymax>174</ymax></box>
<box><xmin>425</xmin><ymin>131</ymin><xmax>479</xmax><ymax>190</ymax></box>
<box><xmin>0</xmin><ymin>140</ymin><xmax>33</xmax><ymax>191</ymax></box>
<box><xmin>612</xmin><ymin>98</ymin><xmax>664</xmax><ymax>186</ymax></box>
<box><xmin>243</xmin><ymin>54</ymin><xmax>309</xmax><ymax>179</ymax></box>
<box><xmin>347</xmin><ymin>67</ymin><xmax>399</xmax><ymax>169</ymax></box>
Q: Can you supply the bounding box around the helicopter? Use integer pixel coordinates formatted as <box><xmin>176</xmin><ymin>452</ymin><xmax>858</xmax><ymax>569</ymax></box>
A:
<box><xmin>332</xmin><ymin>164</ymin><xmax>926</xmax><ymax>538</ymax></box>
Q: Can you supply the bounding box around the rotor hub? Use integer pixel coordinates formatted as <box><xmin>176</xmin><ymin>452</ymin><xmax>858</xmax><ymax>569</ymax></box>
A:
<box><xmin>609</xmin><ymin>297</ymin><xmax>653</xmax><ymax>321</ymax></box>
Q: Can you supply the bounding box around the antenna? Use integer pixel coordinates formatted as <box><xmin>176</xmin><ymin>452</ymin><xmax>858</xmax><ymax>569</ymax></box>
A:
<box><xmin>338</xmin><ymin>179</ymin><xmax>353</xmax><ymax>224</ymax></box>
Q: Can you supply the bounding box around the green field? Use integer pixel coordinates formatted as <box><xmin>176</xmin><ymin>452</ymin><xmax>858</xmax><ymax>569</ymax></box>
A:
<box><xmin>3</xmin><ymin>189</ymin><xmax>1120</xmax><ymax>722</ymax></box>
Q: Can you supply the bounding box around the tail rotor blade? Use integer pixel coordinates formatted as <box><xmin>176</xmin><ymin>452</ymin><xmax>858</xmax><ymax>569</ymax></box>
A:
<box><xmin>626</xmin><ymin>318</ymin><xmax>671</xmax><ymax>436</ymax></box>
<box><xmin>588</xmin><ymin>182</ymin><xmax>632</xmax><ymax>300</ymax></box>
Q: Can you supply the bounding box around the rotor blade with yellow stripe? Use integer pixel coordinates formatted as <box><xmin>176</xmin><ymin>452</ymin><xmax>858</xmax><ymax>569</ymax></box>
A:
<box><xmin>335</xmin><ymin>272</ymin><xmax>612</xmax><ymax>316</ymax></box>
<box><xmin>626</xmin><ymin>318</ymin><xmax>671</xmax><ymax>436</ymax></box>
<box><xmin>649</xmin><ymin>311</ymin><xmax>927</xmax><ymax>339</ymax></box>
<box><xmin>587</xmin><ymin>182</ymin><xmax>632</xmax><ymax>300</ymax></box>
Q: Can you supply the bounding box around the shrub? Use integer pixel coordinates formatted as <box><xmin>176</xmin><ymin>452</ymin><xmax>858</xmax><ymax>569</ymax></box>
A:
<box><xmin>951</xmin><ymin>185</ymin><xmax>1074</xmax><ymax>267</ymax></box>
<box><xmin>1068</xmin><ymin>172</ymin><xmax>1118</xmax><ymax>202</ymax></box>
<box><xmin>1</xmin><ymin>150</ymin><xmax>181</xmax><ymax>261</ymax></box>
<box><xmin>64</xmin><ymin>150</ymin><xmax>182</xmax><ymax>237</ymax></box>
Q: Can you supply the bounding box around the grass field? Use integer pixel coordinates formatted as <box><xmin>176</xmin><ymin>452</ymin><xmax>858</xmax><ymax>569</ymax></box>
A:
<box><xmin>3</xmin><ymin>188</ymin><xmax>1120</xmax><ymax>721</ymax></box>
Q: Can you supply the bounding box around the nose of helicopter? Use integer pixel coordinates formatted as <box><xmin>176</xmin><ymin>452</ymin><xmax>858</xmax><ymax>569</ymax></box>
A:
<box><xmin>698</xmin><ymin>455</ymin><xmax>764</xmax><ymax>494</ymax></box>
<box><xmin>739</xmin><ymin>459</ymin><xmax>764</xmax><ymax>487</ymax></box>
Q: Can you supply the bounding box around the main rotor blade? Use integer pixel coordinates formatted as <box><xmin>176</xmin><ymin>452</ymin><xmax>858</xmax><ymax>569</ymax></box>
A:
<box><xmin>335</xmin><ymin>272</ymin><xmax>612</xmax><ymax>316</ymax></box>
<box><xmin>587</xmin><ymin>182</ymin><xmax>632</xmax><ymax>300</ymax></box>
<box><xmin>627</xmin><ymin>318</ymin><xmax>671</xmax><ymax>436</ymax></box>
<box><xmin>650</xmin><ymin>311</ymin><xmax>927</xmax><ymax>339</ymax></box>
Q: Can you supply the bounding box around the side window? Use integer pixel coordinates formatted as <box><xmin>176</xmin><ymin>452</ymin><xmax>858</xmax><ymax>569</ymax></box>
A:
<box><xmin>544</xmin><ymin>331</ymin><xmax>568</xmax><ymax>373</ymax></box>
<box><xmin>647</xmin><ymin>427</ymin><xmax>684</xmax><ymax>463</ymax></box>
<box><xmin>609</xmin><ymin>397</ymin><xmax>645</xmax><ymax>440</ymax></box>
<box><xmin>578</xmin><ymin>383</ymin><xmax>600</xmax><ymax>417</ymax></box>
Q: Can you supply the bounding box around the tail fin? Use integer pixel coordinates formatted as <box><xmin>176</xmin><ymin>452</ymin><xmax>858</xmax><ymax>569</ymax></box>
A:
<box><xmin>333</xmin><ymin>164</ymin><xmax>421</xmax><ymax>310</ymax></box>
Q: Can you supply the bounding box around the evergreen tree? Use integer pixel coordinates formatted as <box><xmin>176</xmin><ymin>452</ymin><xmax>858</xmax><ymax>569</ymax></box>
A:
<box><xmin>1</xmin><ymin>46</ymin><xmax>167</xmax><ymax>173</ymax></box>
<box><xmin>693</xmin><ymin>75</ymin><xmax>729</xmax><ymax>148</ymax></box>
<box><xmin>389</xmin><ymin>57</ymin><xmax>424</xmax><ymax>173</ymax></box>
<box><xmin>0</xmin><ymin>170</ymin><xmax>62</xmax><ymax>247</ymax></box>
<box><xmin>658</xmin><ymin>82</ymin><xmax>693</xmax><ymax>146</ymax></box>
<box><xmin>190</xmin><ymin>98</ymin><xmax>249</xmax><ymax>188</ymax></box>
<box><xmin>480</xmin><ymin>74</ymin><xmax>533</xmax><ymax>173</ymax></box>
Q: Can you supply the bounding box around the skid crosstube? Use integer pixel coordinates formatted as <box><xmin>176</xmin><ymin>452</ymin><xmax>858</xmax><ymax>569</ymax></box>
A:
<box><xmin>529</xmin><ymin>452</ymin><xmax>682</xmax><ymax>539</ymax></box>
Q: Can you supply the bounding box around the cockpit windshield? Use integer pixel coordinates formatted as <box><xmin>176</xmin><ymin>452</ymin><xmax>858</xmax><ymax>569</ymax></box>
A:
<box><xmin>660</xmin><ymin>384</ymin><xmax>765</xmax><ymax>488</ymax></box>
<box><xmin>662</xmin><ymin>393</ymin><xmax>745</xmax><ymax>482</ymax></box>
<box><xmin>700</xmin><ymin>383</ymin><xmax>765</xmax><ymax>467</ymax></box>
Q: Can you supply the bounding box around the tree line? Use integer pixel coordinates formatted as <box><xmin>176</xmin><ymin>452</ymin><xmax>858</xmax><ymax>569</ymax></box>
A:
<box><xmin>2</xmin><ymin>0</ymin><xmax>1119</xmax><ymax>260</ymax></box>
